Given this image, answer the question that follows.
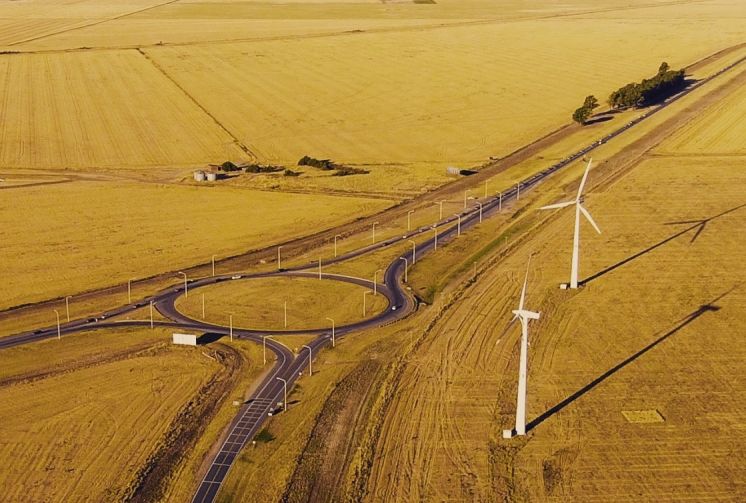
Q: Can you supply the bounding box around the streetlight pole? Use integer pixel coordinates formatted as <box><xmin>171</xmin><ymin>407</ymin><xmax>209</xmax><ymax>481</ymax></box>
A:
<box><xmin>334</xmin><ymin>234</ymin><xmax>341</xmax><ymax>258</ymax></box>
<box><xmin>318</xmin><ymin>258</ymin><xmax>322</xmax><ymax>280</ymax></box>
<box><xmin>128</xmin><ymin>279</ymin><xmax>132</xmax><ymax>304</ymax></box>
<box><xmin>277</xmin><ymin>377</ymin><xmax>288</xmax><ymax>411</ymax></box>
<box><xmin>229</xmin><ymin>314</ymin><xmax>233</xmax><ymax>342</ymax></box>
<box><xmin>363</xmin><ymin>290</ymin><xmax>372</xmax><ymax>316</ymax></box>
<box><xmin>435</xmin><ymin>201</ymin><xmax>444</xmax><ymax>220</ymax></box>
<box><xmin>399</xmin><ymin>257</ymin><xmax>408</xmax><ymax>283</ymax></box>
<box><xmin>516</xmin><ymin>182</ymin><xmax>520</xmax><ymax>200</ymax></box>
<box><xmin>149</xmin><ymin>300</ymin><xmax>154</xmax><ymax>329</ymax></box>
<box><xmin>54</xmin><ymin>309</ymin><xmax>61</xmax><ymax>340</ymax></box>
<box><xmin>372</xmin><ymin>222</ymin><xmax>379</xmax><ymax>244</ymax></box>
<box><xmin>484</xmin><ymin>180</ymin><xmax>488</xmax><ymax>198</ymax></box>
<box><xmin>303</xmin><ymin>345</ymin><xmax>313</xmax><ymax>376</ymax></box>
<box><xmin>407</xmin><ymin>210</ymin><xmax>414</xmax><ymax>231</ymax></box>
<box><xmin>65</xmin><ymin>296</ymin><xmax>71</xmax><ymax>322</ymax></box>
<box><xmin>433</xmin><ymin>225</ymin><xmax>438</xmax><ymax>250</ymax></box>
<box><xmin>284</xmin><ymin>301</ymin><xmax>287</xmax><ymax>328</ymax></box>
<box><xmin>476</xmin><ymin>202</ymin><xmax>483</xmax><ymax>223</ymax></box>
<box><xmin>373</xmin><ymin>269</ymin><xmax>383</xmax><ymax>296</ymax></box>
<box><xmin>177</xmin><ymin>272</ymin><xmax>188</xmax><ymax>297</ymax></box>
<box><xmin>464</xmin><ymin>189</ymin><xmax>470</xmax><ymax>209</ymax></box>
<box><xmin>408</xmin><ymin>240</ymin><xmax>416</xmax><ymax>264</ymax></box>
<box><xmin>277</xmin><ymin>246</ymin><xmax>283</xmax><ymax>270</ymax></box>
<box><xmin>498</xmin><ymin>191</ymin><xmax>502</xmax><ymax>212</ymax></box>
<box><xmin>263</xmin><ymin>336</ymin><xmax>268</xmax><ymax>365</ymax></box>
<box><xmin>454</xmin><ymin>214</ymin><xmax>461</xmax><ymax>236</ymax></box>
<box><xmin>326</xmin><ymin>317</ymin><xmax>335</xmax><ymax>347</ymax></box>
<box><xmin>201</xmin><ymin>293</ymin><xmax>205</xmax><ymax>319</ymax></box>
<box><xmin>212</xmin><ymin>254</ymin><xmax>216</xmax><ymax>276</ymax></box>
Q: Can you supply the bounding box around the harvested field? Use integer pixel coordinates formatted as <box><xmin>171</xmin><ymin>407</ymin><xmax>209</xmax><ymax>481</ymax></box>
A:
<box><xmin>365</xmin><ymin>149</ymin><xmax>746</xmax><ymax>500</ymax></box>
<box><xmin>0</xmin><ymin>180</ymin><xmax>389</xmax><ymax>310</ymax></box>
<box><xmin>0</xmin><ymin>327</ymin><xmax>223</xmax><ymax>501</ymax></box>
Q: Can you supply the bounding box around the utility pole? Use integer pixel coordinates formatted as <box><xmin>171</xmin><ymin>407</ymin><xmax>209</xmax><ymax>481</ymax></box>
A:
<box><xmin>334</xmin><ymin>234</ymin><xmax>341</xmax><ymax>258</ymax></box>
<box><xmin>303</xmin><ymin>345</ymin><xmax>313</xmax><ymax>376</ymax></box>
<box><xmin>177</xmin><ymin>272</ymin><xmax>188</xmax><ymax>297</ymax></box>
<box><xmin>454</xmin><ymin>214</ymin><xmax>461</xmax><ymax>236</ymax></box>
<box><xmin>407</xmin><ymin>210</ymin><xmax>414</xmax><ymax>231</ymax></box>
<box><xmin>400</xmin><ymin>257</ymin><xmax>408</xmax><ymax>283</ymax></box>
<box><xmin>277</xmin><ymin>246</ymin><xmax>283</xmax><ymax>270</ymax></box>
<box><xmin>408</xmin><ymin>240</ymin><xmax>416</xmax><ymax>264</ymax></box>
<box><xmin>435</xmin><ymin>200</ymin><xmax>444</xmax><ymax>220</ymax></box>
<box><xmin>476</xmin><ymin>202</ymin><xmax>483</xmax><ymax>223</ymax></box>
<box><xmin>373</xmin><ymin>269</ymin><xmax>383</xmax><ymax>296</ymax></box>
<box><xmin>54</xmin><ymin>309</ymin><xmax>61</xmax><ymax>340</ymax></box>
<box><xmin>65</xmin><ymin>296</ymin><xmax>71</xmax><ymax>322</ymax></box>
<box><xmin>363</xmin><ymin>290</ymin><xmax>373</xmax><ymax>316</ymax></box>
<box><xmin>326</xmin><ymin>317</ymin><xmax>335</xmax><ymax>347</ymax></box>
<box><xmin>277</xmin><ymin>377</ymin><xmax>288</xmax><ymax>411</ymax></box>
<box><xmin>212</xmin><ymin>254</ymin><xmax>216</xmax><ymax>276</ymax></box>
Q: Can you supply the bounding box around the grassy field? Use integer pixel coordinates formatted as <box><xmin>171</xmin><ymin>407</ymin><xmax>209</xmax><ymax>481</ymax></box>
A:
<box><xmin>0</xmin><ymin>179</ymin><xmax>389</xmax><ymax>310</ymax></box>
<box><xmin>364</xmin><ymin>101</ymin><xmax>746</xmax><ymax>500</ymax></box>
<box><xmin>0</xmin><ymin>327</ymin><xmax>221</xmax><ymax>501</ymax></box>
<box><xmin>174</xmin><ymin>275</ymin><xmax>389</xmax><ymax>330</ymax></box>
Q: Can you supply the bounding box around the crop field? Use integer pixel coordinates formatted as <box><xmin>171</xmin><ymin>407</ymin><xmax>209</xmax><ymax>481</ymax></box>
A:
<box><xmin>658</xmin><ymin>76</ymin><xmax>746</xmax><ymax>155</ymax></box>
<box><xmin>174</xmin><ymin>275</ymin><xmax>388</xmax><ymax>330</ymax></box>
<box><xmin>365</xmin><ymin>131</ymin><xmax>746</xmax><ymax>499</ymax></box>
<box><xmin>0</xmin><ymin>179</ymin><xmax>389</xmax><ymax>310</ymax></box>
<box><xmin>0</xmin><ymin>327</ymin><xmax>222</xmax><ymax>501</ymax></box>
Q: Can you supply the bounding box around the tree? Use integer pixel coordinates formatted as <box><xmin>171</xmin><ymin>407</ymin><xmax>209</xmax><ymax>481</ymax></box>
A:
<box><xmin>658</xmin><ymin>61</ymin><xmax>670</xmax><ymax>74</ymax></box>
<box><xmin>583</xmin><ymin>95</ymin><xmax>599</xmax><ymax>109</ymax></box>
<box><xmin>572</xmin><ymin>105</ymin><xmax>592</xmax><ymax>125</ymax></box>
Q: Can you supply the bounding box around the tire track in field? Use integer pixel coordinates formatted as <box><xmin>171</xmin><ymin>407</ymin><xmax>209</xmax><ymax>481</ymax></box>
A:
<box><xmin>135</xmin><ymin>48</ymin><xmax>258</xmax><ymax>161</ymax></box>
<box><xmin>6</xmin><ymin>0</ymin><xmax>182</xmax><ymax>48</ymax></box>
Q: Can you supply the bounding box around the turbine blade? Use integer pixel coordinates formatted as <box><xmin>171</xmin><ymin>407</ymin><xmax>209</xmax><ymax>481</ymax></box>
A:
<box><xmin>579</xmin><ymin>204</ymin><xmax>601</xmax><ymax>234</ymax></box>
<box><xmin>519</xmin><ymin>256</ymin><xmax>531</xmax><ymax>311</ymax></box>
<box><xmin>539</xmin><ymin>200</ymin><xmax>574</xmax><ymax>211</ymax></box>
<box><xmin>576</xmin><ymin>158</ymin><xmax>592</xmax><ymax>200</ymax></box>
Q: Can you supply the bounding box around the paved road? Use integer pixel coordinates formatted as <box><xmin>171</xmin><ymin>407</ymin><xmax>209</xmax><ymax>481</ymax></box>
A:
<box><xmin>3</xmin><ymin>53</ymin><xmax>744</xmax><ymax>502</ymax></box>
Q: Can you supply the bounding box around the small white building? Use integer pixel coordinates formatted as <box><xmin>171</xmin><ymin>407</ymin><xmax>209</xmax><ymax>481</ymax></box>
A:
<box><xmin>193</xmin><ymin>170</ymin><xmax>206</xmax><ymax>182</ymax></box>
<box><xmin>205</xmin><ymin>172</ymin><xmax>218</xmax><ymax>182</ymax></box>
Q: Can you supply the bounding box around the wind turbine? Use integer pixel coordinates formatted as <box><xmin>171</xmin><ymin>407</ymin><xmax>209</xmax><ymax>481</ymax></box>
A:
<box><xmin>540</xmin><ymin>159</ymin><xmax>600</xmax><ymax>289</ymax></box>
<box><xmin>503</xmin><ymin>258</ymin><xmax>540</xmax><ymax>439</ymax></box>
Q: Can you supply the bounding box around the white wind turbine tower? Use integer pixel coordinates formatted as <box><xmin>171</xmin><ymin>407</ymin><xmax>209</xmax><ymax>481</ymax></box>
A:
<box><xmin>503</xmin><ymin>258</ymin><xmax>540</xmax><ymax>439</ymax></box>
<box><xmin>539</xmin><ymin>159</ymin><xmax>601</xmax><ymax>289</ymax></box>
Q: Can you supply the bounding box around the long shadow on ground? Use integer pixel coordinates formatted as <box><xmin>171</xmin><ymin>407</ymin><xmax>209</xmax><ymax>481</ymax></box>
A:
<box><xmin>526</xmin><ymin>289</ymin><xmax>733</xmax><ymax>433</ymax></box>
<box><xmin>580</xmin><ymin>203</ymin><xmax>746</xmax><ymax>287</ymax></box>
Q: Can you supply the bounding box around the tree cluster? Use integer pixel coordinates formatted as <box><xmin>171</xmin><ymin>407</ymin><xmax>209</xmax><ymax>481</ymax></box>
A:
<box><xmin>298</xmin><ymin>156</ymin><xmax>336</xmax><ymax>170</ymax></box>
<box><xmin>572</xmin><ymin>95</ymin><xmax>599</xmax><ymax>125</ymax></box>
<box><xmin>332</xmin><ymin>166</ymin><xmax>369</xmax><ymax>177</ymax></box>
<box><xmin>219</xmin><ymin>161</ymin><xmax>241</xmax><ymax>172</ymax></box>
<box><xmin>283</xmin><ymin>168</ymin><xmax>301</xmax><ymax>177</ymax></box>
<box><xmin>608</xmin><ymin>62</ymin><xmax>686</xmax><ymax>109</ymax></box>
<box><xmin>244</xmin><ymin>163</ymin><xmax>283</xmax><ymax>174</ymax></box>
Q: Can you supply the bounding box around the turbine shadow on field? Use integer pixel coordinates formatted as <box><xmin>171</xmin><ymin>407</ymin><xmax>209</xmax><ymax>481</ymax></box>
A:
<box><xmin>580</xmin><ymin>203</ymin><xmax>746</xmax><ymax>286</ymax></box>
<box><xmin>526</xmin><ymin>290</ymin><xmax>732</xmax><ymax>433</ymax></box>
